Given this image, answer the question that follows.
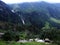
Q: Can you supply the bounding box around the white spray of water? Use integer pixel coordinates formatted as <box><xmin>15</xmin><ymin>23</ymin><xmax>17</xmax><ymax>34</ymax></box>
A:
<box><xmin>11</xmin><ymin>10</ymin><xmax>15</xmax><ymax>13</ymax></box>
<box><xmin>21</xmin><ymin>18</ymin><xmax>25</xmax><ymax>24</ymax></box>
<box><xmin>19</xmin><ymin>15</ymin><xmax>25</xmax><ymax>24</ymax></box>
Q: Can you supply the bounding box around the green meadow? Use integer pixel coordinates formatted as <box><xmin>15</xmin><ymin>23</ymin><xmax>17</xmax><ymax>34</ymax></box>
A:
<box><xmin>0</xmin><ymin>41</ymin><xmax>58</xmax><ymax>45</ymax></box>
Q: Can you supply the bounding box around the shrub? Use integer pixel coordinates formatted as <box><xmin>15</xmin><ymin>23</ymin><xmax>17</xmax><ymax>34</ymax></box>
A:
<box><xmin>2</xmin><ymin>30</ymin><xmax>19</xmax><ymax>41</ymax></box>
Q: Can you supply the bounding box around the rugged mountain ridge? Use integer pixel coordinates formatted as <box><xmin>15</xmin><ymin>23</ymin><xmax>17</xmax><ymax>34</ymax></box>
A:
<box><xmin>9</xmin><ymin>2</ymin><xmax>60</xmax><ymax>28</ymax></box>
<box><xmin>0</xmin><ymin>1</ymin><xmax>60</xmax><ymax>29</ymax></box>
<box><xmin>0</xmin><ymin>1</ymin><xmax>24</xmax><ymax>30</ymax></box>
<box><xmin>0</xmin><ymin>1</ymin><xmax>20</xmax><ymax>23</ymax></box>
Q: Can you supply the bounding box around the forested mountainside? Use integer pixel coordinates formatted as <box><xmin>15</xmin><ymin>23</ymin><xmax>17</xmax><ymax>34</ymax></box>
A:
<box><xmin>0</xmin><ymin>1</ymin><xmax>23</xmax><ymax>30</ymax></box>
<box><xmin>9</xmin><ymin>2</ymin><xmax>60</xmax><ymax>29</ymax></box>
<box><xmin>0</xmin><ymin>1</ymin><xmax>60</xmax><ymax>44</ymax></box>
<box><xmin>0</xmin><ymin>1</ymin><xmax>60</xmax><ymax>30</ymax></box>
<box><xmin>0</xmin><ymin>0</ymin><xmax>60</xmax><ymax>33</ymax></box>
<box><xmin>0</xmin><ymin>1</ymin><xmax>21</xmax><ymax>23</ymax></box>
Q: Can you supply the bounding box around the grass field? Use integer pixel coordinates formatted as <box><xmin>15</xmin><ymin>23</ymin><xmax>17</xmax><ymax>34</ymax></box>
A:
<box><xmin>0</xmin><ymin>41</ymin><xmax>58</xmax><ymax>45</ymax></box>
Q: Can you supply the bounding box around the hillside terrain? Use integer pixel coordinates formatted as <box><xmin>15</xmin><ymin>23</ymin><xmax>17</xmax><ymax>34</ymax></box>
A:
<box><xmin>9</xmin><ymin>2</ymin><xmax>60</xmax><ymax>29</ymax></box>
<box><xmin>0</xmin><ymin>1</ymin><xmax>60</xmax><ymax>44</ymax></box>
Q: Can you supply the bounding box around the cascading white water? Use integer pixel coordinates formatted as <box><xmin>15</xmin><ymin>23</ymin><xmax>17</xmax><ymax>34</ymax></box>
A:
<box><xmin>21</xmin><ymin>18</ymin><xmax>25</xmax><ymax>24</ymax></box>
<box><xmin>11</xmin><ymin>10</ymin><xmax>15</xmax><ymax>13</ymax></box>
<box><xmin>19</xmin><ymin>15</ymin><xmax>25</xmax><ymax>25</ymax></box>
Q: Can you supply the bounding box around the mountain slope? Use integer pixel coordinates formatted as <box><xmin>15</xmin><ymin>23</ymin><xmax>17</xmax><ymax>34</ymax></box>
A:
<box><xmin>0</xmin><ymin>1</ymin><xmax>21</xmax><ymax>23</ymax></box>
<box><xmin>9</xmin><ymin>2</ymin><xmax>60</xmax><ymax>28</ymax></box>
<box><xmin>0</xmin><ymin>1</ymin><xmax>25</xmax><ymax>30</ymax></box>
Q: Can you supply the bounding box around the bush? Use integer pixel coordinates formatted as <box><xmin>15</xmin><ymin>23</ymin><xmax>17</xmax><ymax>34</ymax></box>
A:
<box><xmin>2</xmin><ymin>30</ymin><xmax>19</xmax><ymax>41</ymax></box>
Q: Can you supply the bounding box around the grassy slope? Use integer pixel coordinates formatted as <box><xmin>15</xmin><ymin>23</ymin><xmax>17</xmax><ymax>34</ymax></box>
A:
<box><xmin>50</xmin><ymin>17</ymin><xmax>60</xmax><ymax>24</ymax></box>
<box><xmin>0</xmin><ymin>41</ymin><xmax>57</xmax><ymax>45</ymax></box>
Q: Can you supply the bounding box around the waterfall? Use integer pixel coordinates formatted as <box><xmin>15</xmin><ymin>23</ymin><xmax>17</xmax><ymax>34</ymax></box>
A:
<box><xmin>11</xmin><ymin>10</ymin><xmax>15</xmax><ymax>13</ymax></box>
<box><xmin>19</xmin><ymin>15</ymin><xmax>25</xmax><ymax>25</ymax></box>
<box><xmin>21</xmin><ymin>18</ymin><xmax>25</xmax><ymax>24</ymax></box>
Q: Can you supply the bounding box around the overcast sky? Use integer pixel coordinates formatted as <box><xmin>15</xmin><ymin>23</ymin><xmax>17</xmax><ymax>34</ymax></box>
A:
<box><xmin>1</xmin><ymin>0</ymin><xmax>60</xmax><ymax>4</ymax></box>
